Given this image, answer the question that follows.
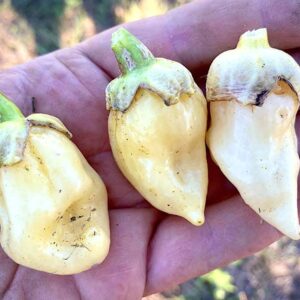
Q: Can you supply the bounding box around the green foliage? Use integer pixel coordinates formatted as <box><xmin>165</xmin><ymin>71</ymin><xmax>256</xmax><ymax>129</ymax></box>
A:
<box><xmin>171</xmin><ymin>269</ymin><xmax>238</xmax><ymax>300</ymax></box>
<box><xmin>200</xmin><ymin>269</ymin><xmax>237</xmax><ymax>300</ymax></box>
<box><xmin>83</xmin><ymin>0</ymin><xmax>124</xmax><ymax>30</ymax></box>
<box><xmin>7</xmin><ymin>0</ymin><xmax>193</xmax><ymax>55</ymax></box>
<box><xmin>65</xmin><ymin>0</ymin><xmax>82</xmax><ymax>9</ymax></box>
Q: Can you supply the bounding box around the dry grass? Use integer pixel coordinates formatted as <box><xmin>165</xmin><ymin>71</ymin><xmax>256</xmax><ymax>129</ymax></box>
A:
<box><xmin>0</xmin><ymin>0</ymin><xmax>191</xmax><ymax>67</ymax></box>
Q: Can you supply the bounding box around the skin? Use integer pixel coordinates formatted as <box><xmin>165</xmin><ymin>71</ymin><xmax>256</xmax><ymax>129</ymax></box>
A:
<box><xmin>0</xmin><ymin>0</ymin><xmax>299</xmax><ymax>298</ymax></box>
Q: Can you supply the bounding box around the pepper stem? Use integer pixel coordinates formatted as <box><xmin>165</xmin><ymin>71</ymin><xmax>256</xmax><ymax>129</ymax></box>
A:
<box><xmin>111</xmin><ymin>28</ymin><xmax>154</xmax><ymax>75</ymax></box>
<box><xmin>0</xmin><ymin>93</ymin><xmax>24</xmax><ymax>122</ymax></box>
<box><xmin>237</xmin><ymin>28</ymin><xmax>270</xmax><ymax>49</ymax></box>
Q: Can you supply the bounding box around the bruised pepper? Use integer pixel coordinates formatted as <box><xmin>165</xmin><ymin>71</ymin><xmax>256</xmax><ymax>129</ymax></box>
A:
<box><xmin>0</xmin><ymin>94</ymin><xmax>110</xmax><ymax>274</ymax></box>
<box><xmin>106</xmin><ymin>28</ymin><xmax>208</xmax><ymax>225</ymax></box>
<box><xmin>206</xmin><ymin>28</ymin><xmax>300</xmax><ymax>239</ymax></box>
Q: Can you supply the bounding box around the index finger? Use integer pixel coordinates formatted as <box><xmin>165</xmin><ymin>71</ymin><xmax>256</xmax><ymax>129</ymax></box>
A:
<box><xmin>145</xmin><ymin>196</ymin><xmax>282</xmax><ymax>295</ymax></box>
<box><xmin>79</xmin><ymin>0</ymin><xmax>300</xmax><ymax>78</ymax></box>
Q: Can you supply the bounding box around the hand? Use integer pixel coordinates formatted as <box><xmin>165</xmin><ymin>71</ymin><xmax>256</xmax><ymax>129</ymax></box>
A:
<box><xmin>0</xmin><ymin>0</ymin><xmax>299</xmax><ymax>298</ymax></box>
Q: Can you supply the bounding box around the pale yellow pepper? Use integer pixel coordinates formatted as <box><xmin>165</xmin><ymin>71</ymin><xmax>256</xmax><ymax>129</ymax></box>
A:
<box><xmin>0</xmin><ymin>94</ymin><xmax>110</xmax><ymax>274</ymax></box>
<box><xmin>106</xmin><ymin>29</ymin><xmax>208</xmax><ymax>225</ymax></box>
<box><xmin>207</xmin><ymin>28</ymin><xmax>300</xmax><ymax>239</ymax></box>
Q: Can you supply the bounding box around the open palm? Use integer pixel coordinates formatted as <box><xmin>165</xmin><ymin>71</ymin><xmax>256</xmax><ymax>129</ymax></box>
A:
<box><xmin>1</xmin><ymin>0</ymin><xmax>299</xmax><ymax>299</ymax></box>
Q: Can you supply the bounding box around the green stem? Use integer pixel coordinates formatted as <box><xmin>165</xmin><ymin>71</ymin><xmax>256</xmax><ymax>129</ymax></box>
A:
<box><xmin>111</xmin><ymin>28</ymin><xmax>154</xmax><ymax>75</ymax></box>
<box><xmin>0</xmin><ymin>93</ymin><xmax>24</xmax><ymax>122</ymax></box>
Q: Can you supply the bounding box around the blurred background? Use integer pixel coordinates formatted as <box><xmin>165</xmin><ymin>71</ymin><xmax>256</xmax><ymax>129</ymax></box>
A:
<box><xmin>0</xmin><ymin>0</ymin><xmax>300</xmax><ymax>299</ymax></box>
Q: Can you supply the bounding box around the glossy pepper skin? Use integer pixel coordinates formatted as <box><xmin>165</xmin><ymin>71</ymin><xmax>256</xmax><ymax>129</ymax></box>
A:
<box><xmin>106</xmin><ymin>29</ymin><xmax>208</xmax><ymax>226</ymax></box>
<box><xmin>0</xmin><ymin>94</ymin><xmax>110</xmax><ymax>274</ymax></box>
<box><xmin>206</xmin><ymin>28</ymin><xmax>300</xmax><ymax>239</ymax></box>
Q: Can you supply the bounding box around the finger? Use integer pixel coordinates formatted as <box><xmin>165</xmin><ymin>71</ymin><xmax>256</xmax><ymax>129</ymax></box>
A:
<box><xmin>145</xmin><ymin>196</ymin><xmax>281</xmax><ymax>295</ymax></box>
<box><xmin>75</xmin><ymin>208</ymin><xmax>159</xmax><ymax>300</ymax></box>
<box><xmin>0</xmin><ymin>248</ymin><xmax>18</xmax><ymax>298</ymax></box>
<box><xmin>0</xmin><ymin>50</ymin><xmax>111</xmax><ymax>156</ymax></box>
<box><xmin>79</xmin><ymin>0</ymin><xmax>300</xmax><ymax>78</ymax></box>
<box><xmin>3</xmin><ymin>267</ymin><xmax>79</xmax><ymax>299</ymax></box>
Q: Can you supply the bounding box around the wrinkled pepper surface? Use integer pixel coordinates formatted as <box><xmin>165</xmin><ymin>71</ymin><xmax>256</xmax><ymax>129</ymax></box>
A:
<box><xmin>0</xmin><ymin>94</ymin><xmax>110</xmax><ymax>274</ymax></box>
<box><xmin>206</xmin><ymin>28</ymin><xmax>300</xmax><ymax>239</ymax></box>
<box><xmin>106</xmin><ymin>28</ymin><xmax>208</xmax><ymax>225</ymax></box>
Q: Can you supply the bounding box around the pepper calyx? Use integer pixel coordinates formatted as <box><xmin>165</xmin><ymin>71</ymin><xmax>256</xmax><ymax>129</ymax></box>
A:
<box><xmin>27</xmin><ymin>113</ymin><xmax>72</xmax><ymax>138</ymax></box>
<box><xmin>0</xmin><ymin>93</ymin><xmax>72</xmax><ymax>167</ymax></box>
<box><xmin>0</xmin><ymin>119</ymin><xmax>29</xmax><ymax>166</ymax></box>
<box><xmin>106</xmin><ymin>28</ymin><xmax>195</xmax><ymax>112</ymax></box>
<box><xmin>206</xmin><ymin>28</ymin><xmax>300</xmax><ymax>105</ymax></box>
<box><xmin>106</xmin><ymin>58</ymin><xmax>195</xmax><ymax>112</ymax></box>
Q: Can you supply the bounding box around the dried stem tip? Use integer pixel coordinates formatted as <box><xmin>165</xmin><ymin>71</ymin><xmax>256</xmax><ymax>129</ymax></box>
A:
<box><xmin>237</xmin><ymin>28</ymin><xmax>270</xmax><ymax>49</ymax></box>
